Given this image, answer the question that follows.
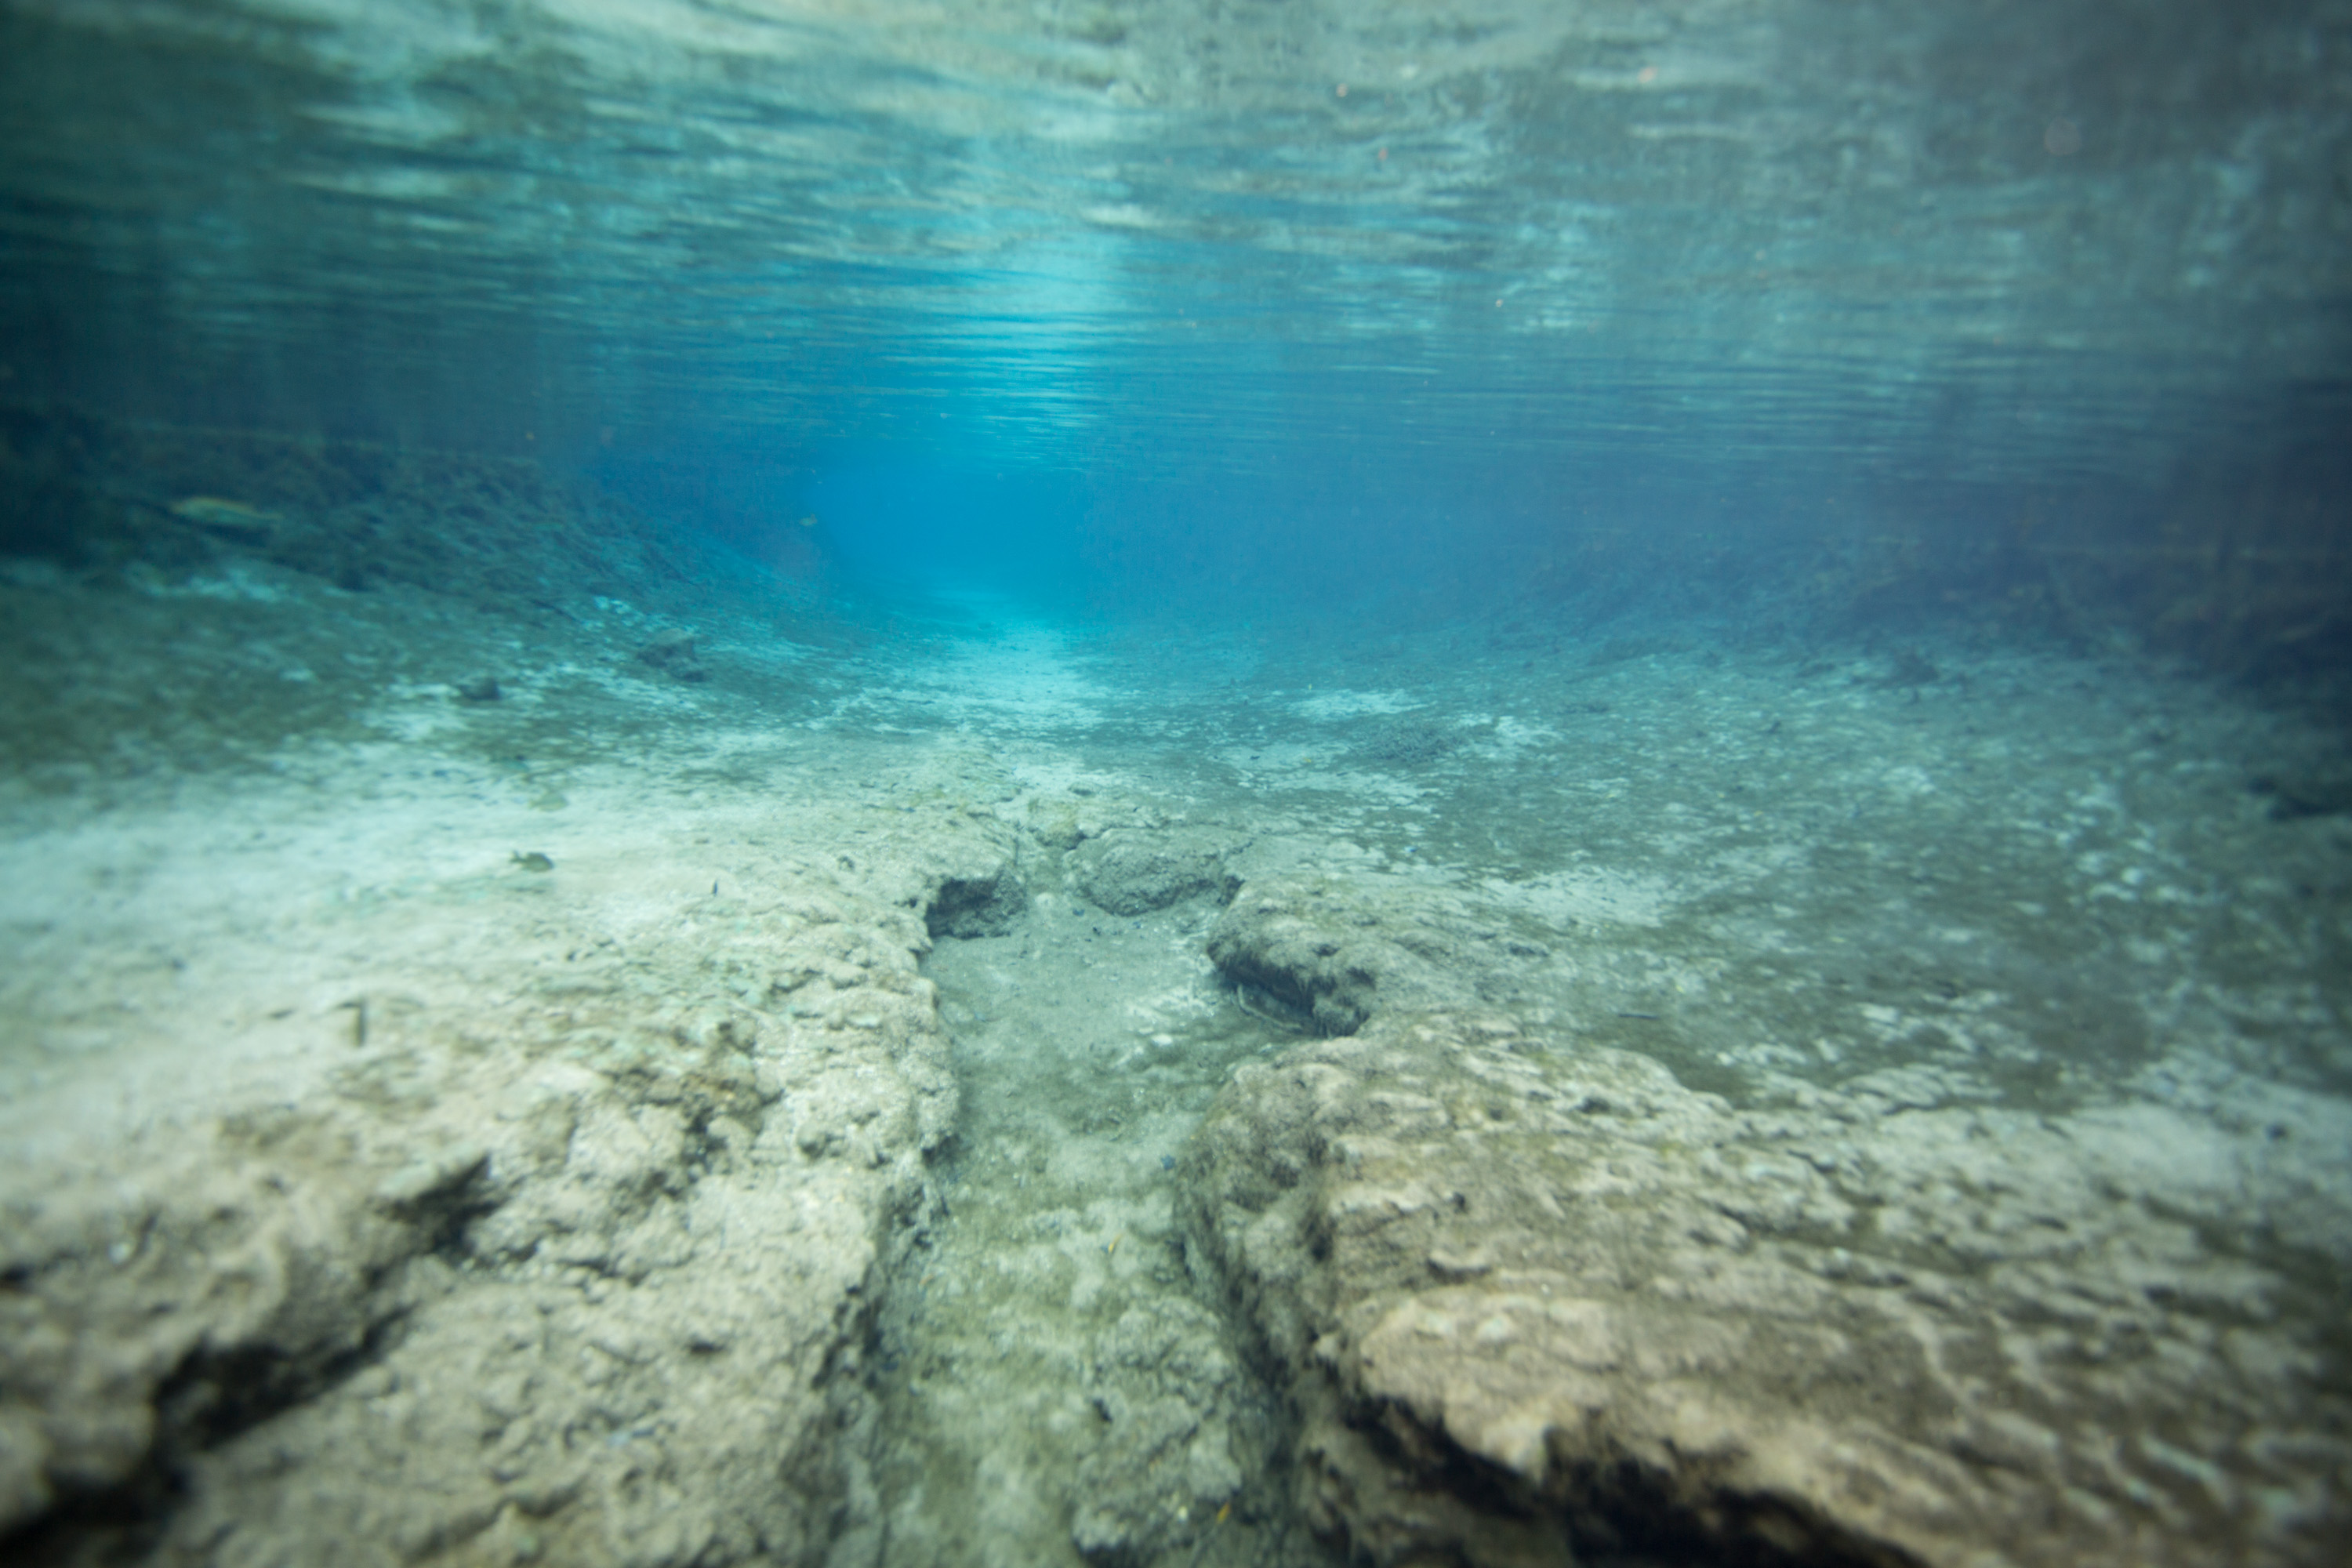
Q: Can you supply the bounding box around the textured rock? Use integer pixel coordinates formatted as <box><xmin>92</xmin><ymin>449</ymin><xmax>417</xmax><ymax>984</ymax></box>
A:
<box><xmin>1182</xmin><ymin>1011</ymin><xmax>2352</xmax><ymax>1568</ymax></box>
<box><xmin>635</xmin><ymin>626</ymin><xmax>705</xmax><ymax>681</ymax></box>
<box><xmin>1067</xmin><ymin>1298</ymin><xmax>1252</xmax><ymax>1563</ymax></box>
<box><xmin>1071</xmin><ymin>826</ymin><xmax>1248</xmax><ymax>916</ymax></box>
<box><xmin>0</xmin><ymin>817</ymin><xmax>1024</xmax><ymax>1565</ymax></box>
<box><xmin>1204</xmin><ymin>874</ymin><xmax>1553</xmax><ymax>1033</ymax></box>
<box><xmin>0</xmin><ymin>1132</ymin><xmax>454</xmax><ymax>1536</ymax></box>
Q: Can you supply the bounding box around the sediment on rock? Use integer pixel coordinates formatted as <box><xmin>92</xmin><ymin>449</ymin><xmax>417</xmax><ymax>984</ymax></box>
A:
<box><xmin>1189</xmin><ymin>891</ymin><xmax>2352</xmax><ymax>1568</ymax></box>
<box><xmin>1</xmin><ymin>822</ymin><xmax>1025</xmax><ymax>1567</ymax></box>
<box><xmin>1069</xmin><ymin>826</ymin><xmax>1250</xmax><ymax>916</ymax></box>
<box><xmin>1203</xmin><ymin>875</ymin><xmax>1554</xmax><ymax>1035</ymax></box>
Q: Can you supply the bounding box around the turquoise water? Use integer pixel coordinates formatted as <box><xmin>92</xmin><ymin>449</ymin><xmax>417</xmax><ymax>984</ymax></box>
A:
<box><xmin>5</xmin><ymin>6</ymin><xmax>2352</xmax><ymax>1567</ymax></box>
<box><xmin>5</xmin><ymin>0</ymin><xmax>2347</xmax><ymax>624</ymax></box>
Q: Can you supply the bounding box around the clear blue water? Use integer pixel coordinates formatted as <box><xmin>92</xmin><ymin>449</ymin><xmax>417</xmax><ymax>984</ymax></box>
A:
<box><xmin>7</xmin><ymin>8</ymin><xmax>2352</xmax><ymax>1565</ymax></box>
<box><xmin>5</xmin><ymin>0</ymin><xmax>2347</xmax><ymax>628</ymax></box>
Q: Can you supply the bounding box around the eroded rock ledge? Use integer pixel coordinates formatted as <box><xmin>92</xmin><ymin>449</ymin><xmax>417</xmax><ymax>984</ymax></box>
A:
<box><xmin>1186</xmin><ymin>881</ymin><xmax>2350</xmax><ymax>1568</ymax></box>
<box><xmin>2</xmin><ymin>816</ymin><xmax>1021</xmax><ymax>1567</ymax></box>
<box><xmin>1204</xmin><ymin>873</ymin><xmax>1555</xmax><ymax>1035</ymax></box>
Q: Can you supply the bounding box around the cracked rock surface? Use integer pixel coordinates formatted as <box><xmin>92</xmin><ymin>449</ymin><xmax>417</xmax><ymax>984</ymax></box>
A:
<box><xmin>1184</xmin><ymin>964</ymin><xmax>2352</xmax><ymax>1567</ymax></box>
<box><xmin>1</xmin><ymin>777</ymin><xmax>1012</xmax><ymax>1566</ymax></box>
<box><xmin>7</xmin><ymin>457</ymin><xmax>2352</xmax><ymax>1567</ymax></box>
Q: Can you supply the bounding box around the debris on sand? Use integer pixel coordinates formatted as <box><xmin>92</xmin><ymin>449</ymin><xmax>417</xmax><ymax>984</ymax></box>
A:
<box><xmin>636</xmin><ymin>627</ymin><xmax>706</xmax><ymax>682</ymax></box>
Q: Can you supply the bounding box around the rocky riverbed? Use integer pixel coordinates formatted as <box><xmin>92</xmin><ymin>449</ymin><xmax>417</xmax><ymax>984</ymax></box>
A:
<box><xmin>5</xmin><ymin>530</ymin><xmax>2348</xmax><ymax>1566</ymax></box>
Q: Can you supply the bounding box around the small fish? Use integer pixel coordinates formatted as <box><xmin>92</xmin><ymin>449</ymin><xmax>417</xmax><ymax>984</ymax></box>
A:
<box><xmin>1215</xmin><ymin>1501</ymin><xmax>1231</xmax><ymax>1525</ymax></box>
<box><xmin>169</xmin><ymin>496</ymin><xmax>279</xmax><ymax>537</ymax></box>
<box><xmin>510</xmin><ymin>851</ymin><xmax>554</xmax><ymax>872</ymax></box>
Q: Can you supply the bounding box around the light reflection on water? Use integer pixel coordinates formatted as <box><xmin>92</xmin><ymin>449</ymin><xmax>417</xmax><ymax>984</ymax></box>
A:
<box><xmin>1</xmin><ymin>0</ymin><xmax>2344</xmax><ymax>479</ymax></box>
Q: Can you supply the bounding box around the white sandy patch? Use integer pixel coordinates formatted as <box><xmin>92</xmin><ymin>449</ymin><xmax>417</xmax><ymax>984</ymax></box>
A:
<box><xmin>1120</xmin><ymin>975</ymin><xmax>1221</xmax><ymax>1030</ymax></box>
<box><xmin>1479</xmin><ymin>715</ymin><xmax>1558</xmax><ymax>753</ymax></box>
<box><xmin>1707</xmin><ymin>841</ymin><xmax>1809</xmax><ymax>880</ymax></box>
<box><xmin>1295</xmin><ymin>688</ymin><xmax>1422</xmax><ymax>720</ymax></box>
<box><xmin>1300</xmin><ymin>767</ymin><xmax>1425</xmax><ymax>804</ymax></box>
<box><xmin>0</xmin><ymin>738</ymin><xmax>844</xmax><ymax>1171</ymax></box>
<box><xmin>131</xmin><ymin>561</ymin><xmax>294</xmax><ymax>602</ymax></box>
<box><xmin>1487</xmin><ymin>866</ymin><xmax>1681</xmax><ymax>927</ymax></box>
<box><xmin>844</xmin><ymin>625</ymin><xmax>1108</xmax><ymax>730</ymax></box>
<box><xmin>1880</xmin><ymin>763</ymin><xmax>1936</xmax><ymax>797</ymax></box>
<box><xmin>1002</xmin><ymin>755</ymin><xmax>1130</xmax><ymax>800</ymax></box>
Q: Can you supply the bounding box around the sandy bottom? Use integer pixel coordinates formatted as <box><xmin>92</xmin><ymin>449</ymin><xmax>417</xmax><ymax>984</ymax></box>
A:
<box><xmin>4</xmin><ymin>553</ymin><xmax>2349</xmax><ymax>1565</ymax></box>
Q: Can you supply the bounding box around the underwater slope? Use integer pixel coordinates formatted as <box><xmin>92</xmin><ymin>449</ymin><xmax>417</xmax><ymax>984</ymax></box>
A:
<box><xmin>2</xmin><ymin>434</ymin><xmax>2350</xmax><ymax>1565</ymax></box>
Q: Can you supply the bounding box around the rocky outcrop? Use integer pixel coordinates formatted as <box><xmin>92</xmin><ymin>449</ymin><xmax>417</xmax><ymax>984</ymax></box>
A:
<box><xmin>1071</xmin><ymin>826</ymin><xmax>1249</xmax><ymax>916</ymax></box>
<box><xmin>1189</xmin><ymin>885</ymin><xmax>2351</xmax><ymax>1568</ymax></box>
<box><xmin>1203</xmin><ymin>875</ymin><xmax>1554</xmax><ymax>1034</ymax></box>
<box><xmin>2</xmin><ymin>821</ymin><xmax>1025</xmax><ymax>1566</ymax></box>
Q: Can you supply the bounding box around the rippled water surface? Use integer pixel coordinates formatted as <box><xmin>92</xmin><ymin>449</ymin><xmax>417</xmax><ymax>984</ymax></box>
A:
<box><xmin>6</xmin><ymin>0</ymin><xmax>2347</xmax><ymax>488</ymax></box>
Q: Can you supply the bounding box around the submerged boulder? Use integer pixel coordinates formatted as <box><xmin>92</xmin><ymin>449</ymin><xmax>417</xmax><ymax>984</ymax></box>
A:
<box><xmin>1204</xmin><ymin>874</ymin><xmax>1551</xmax><ymax>1034</ymax></box>
<box><xmin>1070</xmin><ymin>826</ymin><xmax>1249</xmax><ymax>916</ymax></box>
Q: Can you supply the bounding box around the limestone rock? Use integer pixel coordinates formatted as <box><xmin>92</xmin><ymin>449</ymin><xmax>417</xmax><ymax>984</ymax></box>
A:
<box><xmin>1183</xmin><ymin>1013</ymin><xmax>2352</xmax><ymax>1568</ymax></box>
<box><xmin>1027</xmin><ymin>797</ymin><xmax>1094</xmax><ymax>851</ymax></box>
<box><xmin>1071</xmin><ymin>826</ymin><xmax>1248</xmax><ymax>916</ymax></box>
<box><xmin>829</xmin><ymin>794</ymin><xmax>1028</xmax><ymax>939</ymax></box>
<box><xmin>926</xmin><ymin>849</ymin><xmax>1029</xmax><ymax>937</ymax></box>
<box><xmin>1204</xmin><ymin>875</ymin><xmax>1553</xmax><ymax>1033</ymax></box>
<box><xmin>0</xmin><ymin>837</ymin><xmax>996</xmax><ymax>1566</ymax></box>
<box><xmin>0</xmin><ymin>1131</ymin><xmax>452</xmax><ymax>1538</ymax></box>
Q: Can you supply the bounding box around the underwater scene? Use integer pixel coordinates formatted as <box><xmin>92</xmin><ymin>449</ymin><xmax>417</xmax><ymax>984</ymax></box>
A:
<box><xmin>3</xmin><ymin>2</ymin><xmax>2350</xmax><ymax>1566</ymax></box>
